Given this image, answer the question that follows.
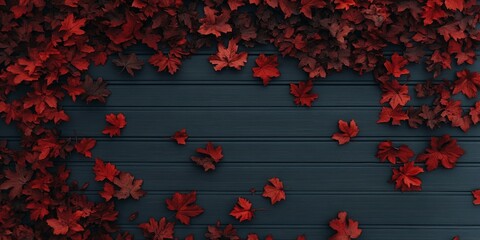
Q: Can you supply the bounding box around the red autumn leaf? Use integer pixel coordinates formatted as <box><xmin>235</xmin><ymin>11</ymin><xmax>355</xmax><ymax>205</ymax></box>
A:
<box><xmin>149</xmin><ymin>51</ymin><xmax>182</xmax><ymax>75</ymax></box>
<box><xmin>262</xmin><ymin>177</ymin><xmax>286</xmax><ymax>205</ymax></box>
<box><xmin>472</xmin><ymin>189</ymin><xmax>480</xmax><ymax>205</ymax></box>
<box><xmin>198</xmin><ymin>7</ymin><xmax>232</xmax><ymax>37</ymax></box>
<box><xmin>469</xmin><ymin>101</ymin><xmax>480</xmax><ymax>124</ymax></box>
<box><xmin>0</xmin><ymin>165</ymin><xmax>33</xmax><ymax>199</ymax></box>
<box><xmin>191</xmin><ymin>156</ymin><xmax>217</xmax><ymax>172</ymax></box>
<box><xmin>205</xmin><ymin>221</ymin><xmax>240</xmax><ymax>240</ymax></box>
<box><xmin>376</xmin><ymin>141</ymin><xmax>415</xmax><ymax>164</ymax></box>
<box><xmin>334</xmin><ymin>0</ymin><xmax>356</xmax><ymax>10</ymax></box>
<box><xmin>377</xmin><ymin>106</ymin><xmax>409</xmax><ymax>125</ymax></box>
<box><xmin>300</xmin><ymin>0</ymin><xmax>326</xmax><ymax>19</ymax></box>
<box><xmin>59</xmin><ymin>13</ymin><xmax>86</xmax><ymax>41</ymax></box>
<box><xmin>379</xmin><ymin>79</ymin><xmax>411</xmax><ymax>108</ymax></box>
<box><xmin>452</xmin><ymin>69</ymin><xmax>480</xmax><ymax>98</ymax></box>
<box><xmin>113</xmin><ymin>172</ymin><xmax>146</xmax><ymax>200</ymax></box>
<box><xmin>93</xmin><ymin>158</ymin><xmax>120</xmax><ymax>182</ymax></box>
<box><xmin>247</xmin><ymin>234</ymin><xmax>259</xmax><ymax>240</ymax></box>
<box><xmin>171</xmin><ymin>128</ymin><xmax>188</xmax><ymax>145</ymax></box>
<box><xmin>384</xmin><ymin>53</ymin><xmax>410</xmax><ymax>78</ymax></box>
<box><xmin>331</xmin><ymin>120</ymin><xmax>359</xmax><ymax>145</ymax></box>
<box><xmin>391</xmin><ymin>161</ymin><xmax>424</xmax><ymax>192</ymax></box>
<box><xmin>100</xmin><ymin>182</ymin><xmax>115</xmax><ymax>201</ymax></box>
<box><xmin>252</xmin><ymin>54</ymin><xmax>280</xmax><ymax>86</ymax></box>
<box><xmin>82</xmin><ymin>75</ymin><xmax>111</xmax><ymax>103</ymax></box>
<box><xmin>209</xmin><ymin>39</ymin><xmax>248</xmax><ymax>71</ymax></box>
<box><xmin>102</xmin><ymin>113</ymin><xmax>127</xmax><ymax>137</ymax></box>
<box><xmin>329</xmin><ymin>211</ymin><xmax>362</xmax><ymax>240</ymax></box>
<box><xmin>74</xmin><ymin>138</ymin><xmax>96</xmax><ymax>158</ymax></box>
<box><xmin>139</xmin><ymin>217</ymin><xmax>175</xmax><ymax>240</ymax></box>
<box><xmin>419</xmin><ymin>105</ymin><xmax>446</xmax><ymax>129</ymax></box>
<box><xmin>196</xmin><ymin>142</ymin><xmax>224</xmax><ymax>162</ymax></box>
<box><xmin>422</xmin><ymin>0</ymin><xmax>448</xmax><ymax>25</ymax></box>
<box><xmin>230</xmin><ymin>197</ymin><xmax>255</xmax><ymax>222</ymax></box>
<box><xmin>445</xmin><ymin>0</ymin><xmax>464</xmax><ymax>11</ymax></box>
<box><xmin>416</xmin><ymin>135</ymin><xmax>464</xmax><ymax>171</ymax></box>
<box><xmin>166</xmin><ymin>191</ymin><xmax>204</xmax><ymax>225</ymax></box>
<box><xmin>297</xmin><ymin>235</ymin><xmax>306</xmax><ymax>240</ymax></box>
<box><xmin>46</xmin><ymin>208</ymin><xmax>84</xmax><ymax>235</ymax></box>
<box><xmin>112</xmin><ymin>53</ymin><xmax>144</xmax><ymax>76</ymax></box>
<box><xmin>290</xmin><ymin>80</ymin><xmax>318</xmax><ymax>107</ymax></box>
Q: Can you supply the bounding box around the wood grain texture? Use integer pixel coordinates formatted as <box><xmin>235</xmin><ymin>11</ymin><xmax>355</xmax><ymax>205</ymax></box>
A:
<box><xmin>2</xmin><ymin>47</ymin><xmax>480</xmax><ymax>239</ymax></box>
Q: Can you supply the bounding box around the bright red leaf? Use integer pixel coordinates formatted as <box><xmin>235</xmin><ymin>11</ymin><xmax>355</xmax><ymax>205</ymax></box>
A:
<box><xmin>300</xmin><ymin>0</ymin><xmax>326</xmax><ymax>19</ymax></box>
<box><xmin>198</xmin><ymin>7</ymin><xmax>232</xmax><ymax>37</ymax></box>
<box><xmin>196</xmin><ymin>142</ymin><xmax>223</xmax><ymax>162</ymax></box>
<box><xmin>209</xmin><ymin>39</ymin><xmax>248</xmax><ymax>71</ymax></box>
<box><xmin>262</xmin><ymin>177</ymin><xmax>286</xmax><ymax>205</ymax></box>
<box><xmin>171</xmin><ymin>128</ymin><xmax>188</xmax><ymax>145</ymax></box>
<box><xmin>329</xmin><ymin>211</ymin><xmax>362</xmax><ymax>240</ymax></box>
<box><xmin>377</xmin><ymin>106</ymin><xmax>409</xmax><ymax>125</ymax></box>
<box><xmin>166</xmin><ymin>191</ymin><xmax>204</xmax><ymax>225</ymax></box>
<box><xmin>379</xmin><ymin>79</ymin><xmax>411</xmax><ymax>108</ymax></box>
<box><xmin>252</xmin><ymin>54</ymin><xmax>280</xmax><ymax>86</ymax></box>
<box><xmin>93</xmin><ymin>158</ymin><xmax>119</xmax><ymax>182</ymax></box>
<box><xmin>290</xmin><ymin>80</ymin><xmax>318</xmax><ymax>107</ymax></box>
<box><xmin>391</xmin><ymin>161</ymin><xmax>424</xmax><ymax>192</ymax></box>
<box><xmin>46</xmin><ymin>207</ymin><xmax>84</xmax><ymax>235</ymax></box>
<box><xmin>332</xmin><ymin>120</ymin><xmax>359</xmax><ymax>145</ymax></box>
<box><xmin>384</xmin><ymin>53</ymin><xmax>410</xmax><ymax>78</ymax></box>
<box><xmin>452</xmin><ymin>69</ymin><xmax>480</xmax><ymax>98</ymax></box>
<box><xmin>376</xmin><ymin>141</ymin><xmax>415</xmax><ymax>164</ymax></box>
<box><xmin>230</xmin><ymin>197</ymin><xmax>255</xmax><ymax>222</ymax></box>
<box><xmin>416</xmin><ymin>135</ymin><xmax>464</xmax><ymax>171</ymax></box>
<box><xmin>59</xmin><ymin>13</ymin><xmax>86</xmax><ymax>41</ymax></box>
<box><xmin>472</xmin><ymin>189</ymin><xmax>480</xmax><ymax>205</ymax></box>
<box><xmin>102</xmin><ymin>113</ymin><xmax>127</xmax><ymax>137</ymax></box>
<box><xmin>74</xmin><ymin>138</ymin><xmax>96</xmax><ymax>158</ymax></box>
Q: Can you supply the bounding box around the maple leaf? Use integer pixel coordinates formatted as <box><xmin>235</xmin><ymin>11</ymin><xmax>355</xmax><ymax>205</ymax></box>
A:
<box><xmin>419</xmin><ymin>105</ymin><xmax>445</xmax><ymax>129</ymax></box>
<box><xmin>205</xmin><ymin>221</ymin><xmax>240</xmax><ymax>240</ymax></box>
<box><xmin>262</xmin><ymin>177</ymin><xmax>286</xmax><ymax>205</ymax></box>
<box><xmin>252</xmin><ymin>54</ymin><xmax>280</xmax><ymax>86</ymax></box>
<box><xmin>74</xmin><ymin>138</ymin><xmax>96</xmax><ymax>158</ymax></box>
<box><xmin>379</xmin><ymin>79</ymin><xmax>411</xmax><ymax>108</ymax></box>
<box><xmin>290</xmin><ymin>80</ymin><xmax>318</xmax><ymax>107</ymax></box>
<box><xmin>422</xmin><ymin>0</ymin><xmax>448</xmax><ymax>25</ymax></box>
<box><xmin>230</xmin><ymin>197</ymin><xmax>255</xmax><ymax>222</ymax></box>
<box><xmin>191</xmin><ymin>156</ymin><xmax>217</xmax><ymax>171</ymax></box>
<box><xmin>445</xmin><ymin>0</ymin><xmax>464</xmax><ymax>11</ymax></box>
<box><xmin>416</xmin><ymin>135</ymin><xmax>464</xmax><ymax>171</ymax></box>
<box><xmin>469</xmin><ymin>101</ymin><xmax>480</xmax><ymax>124</ymax></box>
<box><xmin>377</xmin><ymin>106</ymin><xmax>409</xmax><ymax>125</ymax></box>
<box><xmin>46</xmin><ymin>208</ymin><xmax>84</xmax><ymax>235</ymax></box>
<box><xmin>300</xmin><ymin>0</ymin><xmax>326</xmax><ymax>19</ymax></box>
<box><xmin>139</xmin><ymin>217</ymin><xmax>175</xmax><ymax>240</ymax></box>
<box><xmin>82</xmin><ymin>75</ymin><xmax>111</xmax><ymax>103</ymax></box>
<box><xmin>0</xmin><ymin>165</ymin><xmax>33</xmax><ymax>199</ymax></box>
<box><xmin>384</xmin><ymin>53</ymin><xmax>409</xmax><ymax>78</ymax></box>
<box><xmin>166</xmin><ymin>191</ymin><xmax>204</xmax><ymax>225</ymax></box>
<box><xmin>93</xmin><ymin>158</ymin><xmax>120</xmax><ymax>182</ymax></box>
<box><xmin>329</xmin><ymin>211</ymin><xmax>362</xmax><ymax>240</ymax></box>
<box><xmin>149</xmin><ymin>51</ymin><xmax>182</xmax><ymax>75</ymax></box>
<box><xmin>197</xmin><ymin>142</ymin><xmax>223</xmax><ymax>162</ymax></box>
<box><xmin>100</xmin><ymin>182</ymin><xmax>115</xmax><ymax>201</ymax></box>
<box><xmin>209</xmin><ymin>39</ymin><xmax>248</xmax><ymax>71</ymax></box>
<box><xmin>331</xmin><ymin>120</ymin><xmax>359</xmax><ymax>145</ymax></box>
<box><xmin>171</xmin><ymin>128</ymin><xmax>188</xmax><ymax>145</ymax></box>
<box><xmin>59</xmin><ymin>13</ymin><xmax>86</xmax><ymax>41</ymax></box>
<box><xmin>112</xmin><ymin>53</ymin><xmax>144</xmax><ymax>76</ymax></box>
<box><xmin>334</xmin><ymin>0</ymin><xmax>356</xmax><ymax>10</ymax></box>
<box><xmin>391</xmin><ymin>161</ymin><xmax>424</xmax><ymax>192</ymax></box>
<box><xmin>63</xmin><ymin>78</ymin><xmax>85</xmax><ymax>102</ymax></box>
<box><xmin>113</xmin><ymin>172</ymin><xmax>146</xmax><ymax>200</ymax></box>
<box><xmin>198</xmin><ymin>7</ymin><xmax>232</xmax><ymax>37</ymax></box>
<box><xmin>102</xmin><ymin>113</ymin><xmax>127</xmax><ymax>137</ymax></box>
<box><xmin>472</xmin><ymin>189</ymin><xmax>480</xmax><ymax>205</ymax></box>
<box><xmin>452</xmin><ymin>69</ymin><xmax>480</xmax><ymax>98</ymax></box>
<box><xmin>376</xmin><ymin>141</ymin><xmax>415</xmax><ymax>164</ymax></box>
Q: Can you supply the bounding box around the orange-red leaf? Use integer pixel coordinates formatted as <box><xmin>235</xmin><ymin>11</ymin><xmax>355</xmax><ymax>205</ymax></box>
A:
<box><xmin>331</xmin><ymin>120</ymin><xmax>359</xmax><ymax>145</ymax></box>
<box><xmin>262</xmin><ymin>177</ymin><xmax>286</xmax><ymax>205</ymax></box>
<box><xmin>166</xmin><ymin>191</ymin><xmax>204</xmax><ymax>225</ymax></box>
<box><xmin>230</xmin><ymin>197</ymin><xmax>255</xmax><ymax>222</ymax></box>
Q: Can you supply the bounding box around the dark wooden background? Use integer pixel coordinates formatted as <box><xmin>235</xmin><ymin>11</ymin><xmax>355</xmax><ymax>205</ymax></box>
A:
<box><xmin>2</xmin><ymin>45</ymin><xmax>480</xmax><ymax>239</ymax></box>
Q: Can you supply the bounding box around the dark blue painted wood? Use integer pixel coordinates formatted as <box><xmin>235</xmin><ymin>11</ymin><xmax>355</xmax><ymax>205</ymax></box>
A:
<box><xmin>2</xmin><ymin>46</ymin><xmax>480</xmax><ymax>239</ymax></box>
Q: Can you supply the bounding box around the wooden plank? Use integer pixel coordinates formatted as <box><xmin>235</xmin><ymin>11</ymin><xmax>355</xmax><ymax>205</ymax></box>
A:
<box><xmin>81</xmin><ymin>193</ymin><xmax>480</xmax><ymax>226</ymax></box>
<box><xmin>69</xmin><ymin>164</ymin><xmax>480</xmax><ymax>192</ymax></box>
<box><xmin>61</xmin><ymin>140</ymin><xmax>480</xmax><ymax>164</ymax></box>
<box><xmin>89</xmin><ymin>54</ymin><xmax>479</xmax><ymax>82</ymax></box>
<box><xmin>42</xmin><ymin>109</ymin><xmax>476</xmax><ymax>138</ymax></box>
<box><xmin>115</xmin><ymin>225</ymin><xmax>480</xmax><ymax>240</ymax></box>
<box><xmin>61</xmin><ymin>84</ymin><xmax>475</xmax><ymax>107</ymax></box>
